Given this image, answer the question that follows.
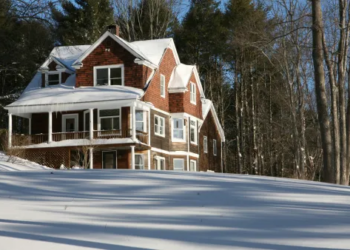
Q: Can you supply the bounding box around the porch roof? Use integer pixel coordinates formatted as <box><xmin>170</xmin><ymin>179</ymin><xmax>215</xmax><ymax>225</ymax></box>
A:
<box><xmin>6</xmin><ymin>85</ymin><xmax>144</xmax><ymax>114</ymax></box>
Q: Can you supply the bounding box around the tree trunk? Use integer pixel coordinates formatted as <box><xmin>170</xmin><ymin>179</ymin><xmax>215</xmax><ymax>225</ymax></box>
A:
<box><xmin>311</xmin><ymin>0</ymin><xmax>334</xmax><ymax>183</ymax></box>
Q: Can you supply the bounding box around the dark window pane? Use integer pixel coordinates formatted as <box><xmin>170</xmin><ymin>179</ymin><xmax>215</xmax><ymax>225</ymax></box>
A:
<box><xmin>100</xmin><ymin>109</ymin><xmax>119</xmax><ymax>117</ymax></box>
<box><xmin>110</xmin><ymin>68</ymin><xmax>121</xmax><ymax>78</ymax></box>
<box><xmin>48</xmin><ymin>74</ymin><xmax>59</xmax><ymax>85</ymax></box>
<box><xmin>96</xmin><ymin>68</ymin><xmax>108</xmax><ymax>85</ymax></box>
<box><xmin>113</xmin><ymin>117</ymin><xmax>120</xmax><ymax>130</ymax></box>
<box><xmin>85</xmin><ymin>112</ymin><xmax>90</xmax><ymax>131</ymax></box>
<box><xmin>101</xmin><ymin>118</ymin><xmax>112</xmax><ymax>130</ymax></box>
<box><xmin>110</xmin><ymin>79</ymin><xmax>122</xmax><ymax>85</ymax></box>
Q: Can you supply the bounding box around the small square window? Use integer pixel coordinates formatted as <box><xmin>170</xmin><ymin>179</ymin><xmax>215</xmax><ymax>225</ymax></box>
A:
<box><xmin>48</xmin><ymin>73</ymin><xmax>60</xmax><ymax>85</ymax></box>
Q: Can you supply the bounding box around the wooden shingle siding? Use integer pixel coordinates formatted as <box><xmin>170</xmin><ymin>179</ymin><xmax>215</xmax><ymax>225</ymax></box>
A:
<box><xmin>143</xmin><ymin>48</ymin><xmax>177</xmax><ymax>111</ymax></box>
<box><xmin>76</xmin><ymin>37</ymin><xmax>147</xmax><ymax>88</ymax></box>
<box><xmin>150</xmin><ymin>109</ymin><xmax>170</xmax><ymax>151</ymax></box>
<box><xmin>199</xmin><ymin>110</ymin><xmax>222</xmax><ymax>172</ymax></box>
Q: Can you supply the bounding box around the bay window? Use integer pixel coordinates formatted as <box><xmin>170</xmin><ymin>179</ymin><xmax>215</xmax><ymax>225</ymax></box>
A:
<box><xmin>135</xmin><ymin>154</ymin><xmax>144</xmax><ymax>170</ymax></box>
<box><xmin>155</xmin><ymin>115</ymin><xmax>165</xmax><ymax>137</ymax></box>
<box><xmin>99</xmin><ymin>109</ymin><xmax>120</xmax><ymax>132</ymax></box>
<box><xmin>136</xmin><ymin>111</ymin><xmax>146</xmax><ymax>132</ymax></box>
<box><xmin>190</xmin><ymin>120</ymin><xmax>197</xmax><ymax>144</ymax></box>
<box><xmin>172</xmin><ymin>118</ymin><xmax>184</xmax><ymax>141</ymax></box>
<box><xmin>173</xmin><ymin>159</ymin><xmax>184</xmax><ymax>171</ymax></box>
<box><xmin>190</xmin><ymin>160</ymin><xmax>196</xmax><ymax>171</ymax></box>
<box><xmin>94</xmin><ymin>65</ymin><xmax>124</xmax><ymax>86</ymax></box>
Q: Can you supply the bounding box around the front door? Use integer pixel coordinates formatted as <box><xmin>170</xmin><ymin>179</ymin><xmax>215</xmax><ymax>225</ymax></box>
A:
<box><xmin>103</xmin><ymin>151</ymin><xmax>117</xmax><ymax>169</ymax></box>
<box><xmin>62</xmin><ymin>114</ymin><xmax>79</xmax><ymax>140</ymax></box>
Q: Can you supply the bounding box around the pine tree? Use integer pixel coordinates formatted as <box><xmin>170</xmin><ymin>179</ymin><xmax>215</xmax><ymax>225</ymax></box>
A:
<box><xmin>51</xmin><ymin>0</ymin><xmax>115</xmax><ymax>45</ymax></box>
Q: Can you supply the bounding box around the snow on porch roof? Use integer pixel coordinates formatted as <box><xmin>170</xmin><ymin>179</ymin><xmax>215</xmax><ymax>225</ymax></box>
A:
<box><xmin>6</xmin><ymin>85</ymin><xmax>144</xmax><ymax>114</ymax></box>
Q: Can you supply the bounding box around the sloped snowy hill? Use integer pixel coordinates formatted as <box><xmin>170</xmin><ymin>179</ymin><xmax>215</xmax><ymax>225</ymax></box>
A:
<box><xmin>0</xmin><ymin>171</ymin><xmax>350</xmax><ymax>249</ymax></box>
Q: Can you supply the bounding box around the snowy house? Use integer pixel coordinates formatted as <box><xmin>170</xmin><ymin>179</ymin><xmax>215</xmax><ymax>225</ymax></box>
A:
<box><xmin>5</xmin><ymin>26</ymin><xmax>225</xmax><ymax>171</ymax></box>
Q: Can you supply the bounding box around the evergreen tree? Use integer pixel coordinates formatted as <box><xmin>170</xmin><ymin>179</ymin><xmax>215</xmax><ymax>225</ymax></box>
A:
<box><xmin>51</xmin><ymin>0</ymin><xmax>115</xmax><ymax>45</ymax></box>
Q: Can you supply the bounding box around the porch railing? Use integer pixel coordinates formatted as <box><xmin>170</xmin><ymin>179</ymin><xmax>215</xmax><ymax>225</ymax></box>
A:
<box><xmin>12</xmin><ymin>129</ymin><xmax>148</xmax><ymax>146</ymax></box>
<box><xmin>12</xmin><ymin>134</ymin><xmax>47</xmax><ymax>146</ymax></box>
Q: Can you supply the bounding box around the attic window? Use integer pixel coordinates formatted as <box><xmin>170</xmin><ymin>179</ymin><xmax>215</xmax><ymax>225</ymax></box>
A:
<box><xmin>46</xmin><ymin>72</ymin><xmax>61</xmax><ymax>86</ymax></box>
<box><xmin>94</xmin><ymin>65</ymin><xmax>124</xmax><ymax>86</ymax></box>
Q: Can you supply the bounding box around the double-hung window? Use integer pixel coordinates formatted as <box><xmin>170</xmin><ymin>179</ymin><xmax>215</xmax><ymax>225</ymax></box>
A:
<box><xmin>154</xmin><ymin>115</ymin><xmax>165</xmax><ymax>137</ymax></box>
<box><xmin>155</xmin><ymin>156</ymin><xmax>165</xmax><ymax>170</ymax></box>
<box><xmin>135</xmin><ymin>154</ymin><xmax>144</xmax><ymax>170</ymax></box>
<box><xmin>213</xmin><ymin>139</ymin><xmax>217</xmax><ymax>156</ymax></box>
<box><xmin>173</xmin><ymin>159</ymin><xmax>184</xmax><ymax>171</ymax></box>
<box><xmin>203</xmin><ymin>136</ymin><xmax>208</xmax><ymax>153</ymax></box>
<box><xmin>95</xmin><ymin>65</ymin><xmax>123</xmax><ymax>86</ymax></box>
<box><xmin>160</xmin><ymin>74</ymin><xmax>165</xmax><ymax>98</ymax></box>
<box><xmin>172</xmin><ymin>118</ymin><xmax>184</xmax><ymax>140</ymax></box>
<box><xmin>136</xmin><ymin>111</ymin><xmax>146</xmax><ymax>132</ymax></box>
<box><xmin>47</xmin><ymin>72</ymin><xmax>60</xmax><ymax>86</ymax></box>
<box><xmin>190</xmin><ymin>160</ymin><xmax>196</xmax><ymax>171</ymax></box>
<box><xmin>190</xmin><ymin>82</ymin><xmax>196</xmax><ymax>104</ymax></box>
<box><xmin>190</xmin><ymin>120</ymin><xmax>197</xmax><ymax>144</ymax></box>
<box><xmin>99</xmin><ymin>109</ymin><xmax>120</xmax><ymax>133</ymax></box>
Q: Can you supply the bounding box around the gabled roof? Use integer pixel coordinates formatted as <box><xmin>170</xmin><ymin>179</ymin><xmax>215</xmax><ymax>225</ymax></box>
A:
<box><xmin>168</xmin><ymin>63</ymin><xmax>205</xmax><ymax>98</ymax></box>
<box><xmin>201</xmin><ymin>99</ymin><xmax>225</xmax><ymax>142</ymax></box>
<box><xmin>40</xmin><ymin>45</ymin><xmax>90</xmax><ymax>72</ymax></box>
<box><xmin>72</xmin><ymin>31</ymin><xmax>180</xmax><ymax>69</ymax></box>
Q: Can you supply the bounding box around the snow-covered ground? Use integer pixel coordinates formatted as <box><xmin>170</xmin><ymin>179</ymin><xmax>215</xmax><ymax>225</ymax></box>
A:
<box><xmin>0</xmin><ymin>153</ymin><xmax>50</xmax><ymax>171</ymax></box>
<box><xmin>0</xmin><ymin>170</ymin><xmax>350</xmax><ymax>250</ymax></box>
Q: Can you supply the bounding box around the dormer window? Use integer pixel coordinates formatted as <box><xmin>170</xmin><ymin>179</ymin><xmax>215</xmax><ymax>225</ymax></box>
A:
<box><xmin>94</xmin><ymin>65</ymin><xmax>124</xmax><ymax>86</ymax></box>
<box><xmin>45</xmin><ymin>72</ymin><xmax>61</xmax><ymax>86</ymax></box>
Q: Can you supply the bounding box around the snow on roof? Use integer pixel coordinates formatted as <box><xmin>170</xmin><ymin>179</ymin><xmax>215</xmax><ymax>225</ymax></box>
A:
<box><xmin>168</xmin><ymin>63</ymin><xmax>194</xmax><ymax>90</ymax></box>
<box><xmin>201</xmin><ymin>98</ymin><xmax>225</xmax><ymax>142</ymax></box>
<box><xmin>202</xmin><ymin>99</ymin><xmax>213</xmax><ymax>118</ymax></box>
<box><xmin>7</xmin><ymin>85</ymin><xmax>144</xmax><ymax>113</ymax></box>
<box><xmin>41</xmin><ymin>45</ymin><xmax>90</xmax><ymax>71</ymax></box>
<box><xmin>128</xmin><ymin>38</ymin><xmax>173</xmax><ymax>66</ymax></box>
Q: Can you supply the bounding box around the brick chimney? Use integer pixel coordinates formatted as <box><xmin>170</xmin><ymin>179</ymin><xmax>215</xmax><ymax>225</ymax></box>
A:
<box><xmin>107</xmin><ymin>24</ymin><xmax>120</xmax><ymax>36</ymax></box>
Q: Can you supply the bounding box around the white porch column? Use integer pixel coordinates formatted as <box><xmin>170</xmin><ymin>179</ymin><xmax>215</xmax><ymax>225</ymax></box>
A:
<box><xmin>131</xmin><ymin>146</ymin><xmax>135</xmax><ymax>170</ymax></box>
<box><xmin>48</xmin><ymin>111</ymin><xmax>52</xmax><ymax>143</ymax></box>
<box><xmin>89</xmin><ymin>147</ymin><xmax>93</xmax><ymax>169</ymax></box>
<box><xmin>89</xmin><ymin>108</ymin><xmax>94</xmax><ymax>140</ymax></box>
<box><xmin>148</xmin><ymin>110</ymin><xmax>151</xmax><ymax>145</ymax></box>
<box><xmin>148</xmin><ymin>150</ymin><xmax>151</xmax><ymax>170</ymax></box>
<box><xmin>8</xmin><ymin>113</ymin><xmax>12</xmax><ymax>148</ymax></box>
<box><xmin>131</xmin><ymin>105</ymin><xmax>136</xmax><ymax>141</ymax></box>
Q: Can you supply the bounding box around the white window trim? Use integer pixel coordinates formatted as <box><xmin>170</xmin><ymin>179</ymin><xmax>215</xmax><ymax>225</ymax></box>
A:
<box><xmin>135</xmin><ymin>153</ymin><xmax>145</xmax><ymax>170</ymax></box>
<box><xmin>46</xmin><ymin>71</ymin><xmax>61</xmax><ymax>86</ymax></box>
<box><xmin>154</xmin><ymin>115</ymin><xmax>165</xmax><ymax>137</ymax></box>
<box><xmin>190</xmin><ymin>160</ymin><xmax>197</xmax><ymax>172</ymax></box>
<box><xmin>62</xmin><ymin>114</ymin><xmax>79</xmax><ymax>132</ymax></box>
<box><xmin>136</xmin><ymin>110</ymin><xmax>147</xmax><ymax>133</ymax></box>
<box><xmin>155</xmin><ymin>156</ymin><xmax>166</xmax><ymax>170</ymax></box>
<box><xmin>190</xmin><ymin>82</ymin><xmax>196</xmax><ymax>105</ymax></box>
<box><xmin>171</xmin><ymin>118</ymin><xmax>186</xmax><ymax>142</ymax></box>
<box><xmin>93</xmin><ymin>64</ymin><xmax>124</xmax><ymax>86</ymax></box>
<box><xmin>190</xmin><ymin>119</ymin><xmax>197</xmax><ymax>145</ymax></box>
<box><xmin>213</xmin><ymin>139</ymin><xmax>217</xmax><ymax>156</ymax></box>
<box><xmin>203</xmin><ymin>136</ymin><xmax>208</xmax><ymax>153</ymax></box>
<box><xmin>160</xmin><ymin>74</ymin><xmax>166</xmax><ymax>98</ymax></box>
<box><xmin>98</xmin><ymin>108</ymin><xmax>122</xmax><ymax>135</ymax></box>
<box><xmin>173</xmin><ymin>158</ymin><xmax>185</xmax><ymax>171</ymax></box>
